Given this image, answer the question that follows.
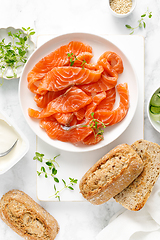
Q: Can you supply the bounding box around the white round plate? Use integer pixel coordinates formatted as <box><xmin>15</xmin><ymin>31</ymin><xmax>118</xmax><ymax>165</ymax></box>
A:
<box><xmin>0</xmin><ymin>27</ymin><xmax>34</xmax><ymax>79</ymax></box>
<box><xmin>19</xmin><ymin>33</ymin><xmax>138</xmax><ymax>152</ymax></box>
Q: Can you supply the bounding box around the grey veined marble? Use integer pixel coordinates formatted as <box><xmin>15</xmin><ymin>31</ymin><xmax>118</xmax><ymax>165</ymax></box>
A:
<box><xmin>0</xmin><ymin>0</ymin><xmax>160</xmax><ymax>239</ymax></box>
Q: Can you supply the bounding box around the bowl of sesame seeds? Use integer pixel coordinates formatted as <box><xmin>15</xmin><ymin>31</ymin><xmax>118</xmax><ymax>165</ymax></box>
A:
<box><xmin>108</xmin><ymin>0</ymin><xmax>136</xmax><ymax>18</ymax></box>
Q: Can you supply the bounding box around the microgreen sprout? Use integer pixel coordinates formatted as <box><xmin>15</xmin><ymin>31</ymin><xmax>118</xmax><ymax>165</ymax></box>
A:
<box><xmin>67</xmin><ymin>52</ymin><xmax>86</xmax><ymax>68</ymax></box>
<box><xmin>125</xmin><ymin>9</ymin><xmax>152</xmax><ymax>34</ymax></box>
<box><xmin>82</xmin><ymin>112</ymin><xmax>108</xmax><ymax>140</ymax></box>
<box><xmin>34</xmin><ymin>152</ymin><xmax>78</xmax><ymax>200</ymax></box>
<box><xmin>51</xmin><ymin>178</ymin><xmax>78</xmax><ymax>201</ymax></box>
<box><xmin>81</xmin><ymin>59</ymin><xmax>87</xmax><ymax>69</ymax></box>
<box><xmin>0</xmin><ymin>27</ymin><xmax>35</xmax><ymax>83</ymax></box>
<box><xmin>33</xmin><ymin>152</ymin><xmax>60</xmax><ymax>183</ymax></box>
<box><xmin>67</xmin><ymin>52</ymin><xmax>78</xmax><ymax>66</ymax></box>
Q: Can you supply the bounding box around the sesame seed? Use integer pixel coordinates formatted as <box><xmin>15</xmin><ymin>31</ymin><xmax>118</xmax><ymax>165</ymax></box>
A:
<box><xmin>110</xmin><ymin>0</ymin><xmax>132</xmax><ymax>14</ymax></box>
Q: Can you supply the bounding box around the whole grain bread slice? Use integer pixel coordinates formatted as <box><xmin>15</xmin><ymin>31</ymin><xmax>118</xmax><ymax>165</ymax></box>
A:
<box><xmin>79</xmin><ymin>144</ymin><xmax>144</xmax><ymax>205</ymax></box>
<box><xmin>0</xmin><ymin>190</ymin><xmax>59</xmax><ymax>240</ymax></box>
<box><xmin>114</xmin><ymin>139</ymin><xmax>160</xmax><ymax>211</ymax></box>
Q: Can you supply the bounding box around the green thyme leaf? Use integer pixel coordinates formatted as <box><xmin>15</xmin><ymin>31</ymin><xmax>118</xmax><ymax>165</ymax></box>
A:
<box><xmin>50</xmin><ymin>177</ymin><xmax>78</xmax><ymax>201</ymax></box>
<box><xmin>125</xmin><ymin>9</ymin><xmax>152</xmax><ymax>34</ymax></box>
<box><xmin>83</xmin><ymin>112</ymin><xmax>108</xmax><ymax>141</ymax></box>
<box><xmin>33</xmin><ymin>152</ymin><xmax>44</xmax><ymax>162</ymax></box>
<box><xmin>52</xmin><ymin>168</ymin><xmax>57</xmax><ymax>175</ymax></box>
<box><xmin>34</xmin><ymin>152</ymin><xmax>60</xmax><ymax>179</ymax></box>
<box><xmin>54</xmin><ymin>177</ymin><xmax>59</xmax><ymax>183</ymax></box>
<box><xmin>125</xmin><ymin>24</ymin><xmax>132</xmax><ymax>29</ymax></box>
<box><xmin>68</xmin><ymin>186</ymin><xmax>74</xmax><ymax>190</ymax></box>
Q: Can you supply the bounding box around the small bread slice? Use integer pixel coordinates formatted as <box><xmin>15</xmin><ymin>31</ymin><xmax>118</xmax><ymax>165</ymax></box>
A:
<box><xmin>79</xmin><ymin>144</ymin><xmax>144</xmax><ymax>205</ymax></box>
<box><xmin>0</xmin><ymin>190</ymin><xmax>59</xmax><ymax>240</ymax></box>
<box><xmin>114</xmin><ymin>139</ymin><xmax>160</xmax><ymax>211</ymax></box>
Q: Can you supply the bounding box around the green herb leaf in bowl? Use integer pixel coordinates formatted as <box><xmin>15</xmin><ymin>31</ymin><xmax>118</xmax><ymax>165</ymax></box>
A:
<box><xmin>0</xmin><ymin>27</ymin><xmax>35</xmax><ymax>85</ymax></box>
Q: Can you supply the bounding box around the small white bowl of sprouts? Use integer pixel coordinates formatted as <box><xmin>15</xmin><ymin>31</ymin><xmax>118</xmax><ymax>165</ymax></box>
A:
<box><xmin>108</xmin><ymin>0</ymin><xmax>137</xmax><ymax>18</ymax></box>
<box><xmin>0</xmin><ymin>27</ymin><xmax>35</xmax><ymax>83</ymax></box>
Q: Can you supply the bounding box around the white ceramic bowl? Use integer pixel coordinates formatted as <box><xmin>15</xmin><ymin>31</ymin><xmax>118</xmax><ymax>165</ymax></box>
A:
<box><xmin>0</xmin><ymin>27</ymin><xmax>35</xmax><ymax>79</ymax></box>
<box><xmin>107</xmin><ymin>0</ymin><xmax>137</xmax><ymax>18</ymax></box>
<box><xmin>0</xmin><ymin>109</ymin><xmax>29</xmax><ymax>174</ymax></box>
<box><xmin>147</xmin><ymin>87</ymin><xmax>160</xmax><ymax>133</ymax></box>
<box><xmin>19</xmin><ymin>32</ymin><xmax>138</xmax><ymax>152</ymax></box>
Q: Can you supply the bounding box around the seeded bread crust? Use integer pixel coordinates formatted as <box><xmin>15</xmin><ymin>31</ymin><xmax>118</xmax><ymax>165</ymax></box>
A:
<box><xmin>114</xmin><ymin>140</ymin><xmax>160</xmax><ymax>211</ymax></box>
<box><xmin>79</xmin><ymin>144</ymin><xmax>144</xmax><ymax>205</ymax></box>
<box><xmin>0</xmin><ymin>190</ymin><xmax>59</xmax><ymax>240</ymax></box>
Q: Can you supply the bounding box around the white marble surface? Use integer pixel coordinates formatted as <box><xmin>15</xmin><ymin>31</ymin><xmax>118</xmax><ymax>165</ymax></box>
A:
<box><xmin>0</xmin><ymin>0</ymin><xmax>160</xmax><ymax>239</ymax></box>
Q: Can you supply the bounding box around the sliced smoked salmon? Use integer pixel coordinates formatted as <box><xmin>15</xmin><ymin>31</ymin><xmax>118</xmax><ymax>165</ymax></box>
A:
<box><xmin>96</xmin><ymin>88</ymin><xmax>116</xmax><ymax>111</ymax></box>
<box><xmin>79</xmin><ymin>70</ymin><xmax>117</xmax><ymax>94</ymax></box>
<box><xmin>82</xmin><ymin>132</ymin><xmax>103</xmax><ymax>145</ymax></box>
<box><xmin>94</xmin><ymin>83</ymin><xmax>129</xmax><ymax>125</ymax></box>
<box><xmin>68</xmin><ymin>52</ymin><xmax>93</xmax><ymax>68</ymax></box>
<box><xmin>27</xmin><ymin>41</ymin><xmax>93</xmax><ymax>93</ymax></box>
<box><xmin>53</xmin><ymin>112</ymin><xmax>74</xmax><ymax>126</ymax></box>
<box><xmin>74</xmin><ymin>108</ymin><xmax>86</xmax><ymax>121</ymax></box>
<box><xmin>28</xmin><ymin>86</ymin><xmax>92</xmax><ymax>119</ymax></box>
<box><xmin>34</xmin><ymin>89</ymin><xmax>66</xmax><ymax>108</ymax></box>
<box><xmin>98</xmin><ymin>51</ymin><xmax>123</xmax><ymax>74</ymax></box>
<box><xmin>68</xmin><ymin>41</ymin><xmax>92</xmax><ymax>56</ymax></box>
<box><xmin>27</xmin><ymin>41</ymin><xmax>128</xmax><ymax>146</ymax></box>
<box><xmin>37</xmin><ymin>65</ymin><xmax>103</xmax><ymax>95</ymax></box>
<box><xmin>40</xmin><ymin>117</ymin><xmax>92</xmax><ymax>144</ymax></box>
<box><xmin>85</xmin><ymin>92</ymin><xmax>106</xmax><ymax>120</ymax></box>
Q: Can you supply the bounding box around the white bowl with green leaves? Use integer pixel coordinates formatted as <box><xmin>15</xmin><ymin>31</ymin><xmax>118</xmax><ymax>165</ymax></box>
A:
<box><xmin>0</xmin><ymin>27</ymin><xmax>35</xmax><ymax>81</ymax></box>
<box><xmin>148</xmin><ymin>87</ymin><xmax>160</xmax><ymax>133</ymax></box>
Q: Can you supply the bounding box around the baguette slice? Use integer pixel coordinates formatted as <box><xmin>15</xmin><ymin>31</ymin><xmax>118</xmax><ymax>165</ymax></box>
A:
<box><xmin>79</xmin><ymin>144</ymin><xmax>144</xmax><ymax>205</ymax></box>
<box><xmin>114</xmin><ymin>140</ymin><xmax>160</xmax><ymax>211</ymax></box>
<box><xmin>0</xmin><ymin>190</ymin><xmax>59</xmax><ymax>240</ymax></box>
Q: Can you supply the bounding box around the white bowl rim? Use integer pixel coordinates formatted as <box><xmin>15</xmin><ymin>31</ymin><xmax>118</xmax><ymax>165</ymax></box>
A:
<box><xmin>19</xmin><ymin>32</ymin><xmax>138</xmax><ymax>153</ymax></box>
<box><xmin>0</xmin><ymin>26</ymin><xmax>35</xmax><ymax>80</ymax></box>
<box><xmin>107</xmin><ymin>0</ymin><xmax>137</xmax><ymax>18</ymax></box>
<box><xmin>147</xmin><ymin>87</ymin><xmax>160</xmax><ymax>133</ymax></box>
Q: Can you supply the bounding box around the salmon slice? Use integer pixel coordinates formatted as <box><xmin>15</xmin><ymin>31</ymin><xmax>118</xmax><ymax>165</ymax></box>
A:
<box><xmin>98</xmin><ymin>51</ymin><xmax>123</xmax><ymax>74</ymax></box>
<box><xmin>79</xmin><ymin>57</ymin><xmax>119</xmax><ymax>95</ymax></box>
<box><xmin>85</xmin><ymin>92</ymin><xmax>106</xmax><ymax>120</ymax></box>
<box><xmin>37</xmin><ymin>65</ymin><xmax>103</xmax><ymax>95</ymax></box>
<box><xmin>53</xmin><ymin>112</ymin><xmax>74</xmax><ymax>126</ymax></box>
<box><xmin>68</xmin><ymin>41</ymin><xmax>92</xmax><ymax>56</ymax></box>
<box><xmin>98</xmin><ymin>58</ymin><xmax>118</xmax><ymax>81</ymax></box>
<box><xmin>79</xmin><ymin>70</ymin><xmax>117</xmax><ymax>94</ymax></box>
<box><xmin>27</xmin><ymin>41</ymin><xmax>93</xmax><ymax>93</ymax></box>
<box><xmin>82</xmin><ymin>132</ymin><xmax>103</xmax><ymax>145</ymax></box>
<box><xmin>28</xmin><ymin>86</ymin><xmax>92</xmax><ymax>119</ymax></box>
<box><xmin>94</xmin><ymin>83</ymin><xmax>129</xmax><ymax>125</ymax></box>
<box><xmin>74</xmin><ymin>107</ymin><xmax>86</xmax><ymax>121</ymax></box>
<box><xmin>68</xmin><ymin>52</ymin><xmax>93</xmax><ymax>67</ymax></box>
<box><xmin>27</xmin><ymin>44</ymin><xmax>69</xmax><ymax>93</ymax></box>
<box><xmin>34</xmin><ymin>89</ymin><xmax>66</xmax><ymax>108</ymax></box>
<box><xmin>96</xmin><ymin>88</ymin><xmax>116</xmax><ymax>111</ymax></box>
<box><xmin>40</xmin><ymin>117</ymin><xmax>92</xmax><ymax>144</ymax></box>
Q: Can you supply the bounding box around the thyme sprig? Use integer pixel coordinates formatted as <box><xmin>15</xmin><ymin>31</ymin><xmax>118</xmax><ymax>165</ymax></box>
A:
<box><xmin>34</xmin><ymin>152</ymin><xmax>78</xmax><ymax>200</ymax></box>
<box><xmin>83</xmin><ymin>112</ymin><xmax>108</xmax><ymax>140</ymax></box>
<box><xmin>33</xmin><ymin>152</ymin><xmax>60</xmax><ymax>183</ymax></box>
<box><xmin>67</xmin><ymin>52</ymin><xmax>78</xmax><ymax>66</ymax></box>
<box><xmin>52</xmin><ymin>178</ymin><xmax>78</xmax><ymax>201</ymax></box>
<box><xmin>0</xmin><ymin>27</ymin><xmax>35</xmax><ymax>82</ymax></box>
<box><xmin>125</xmin><ymin>9</ymin><xmax>152</xmax><ymax>34</ymax></box>
<box><xmin>67</xmin><ymin>52</ymin><xmax>86</xmax><ymax>68</ymax></box>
